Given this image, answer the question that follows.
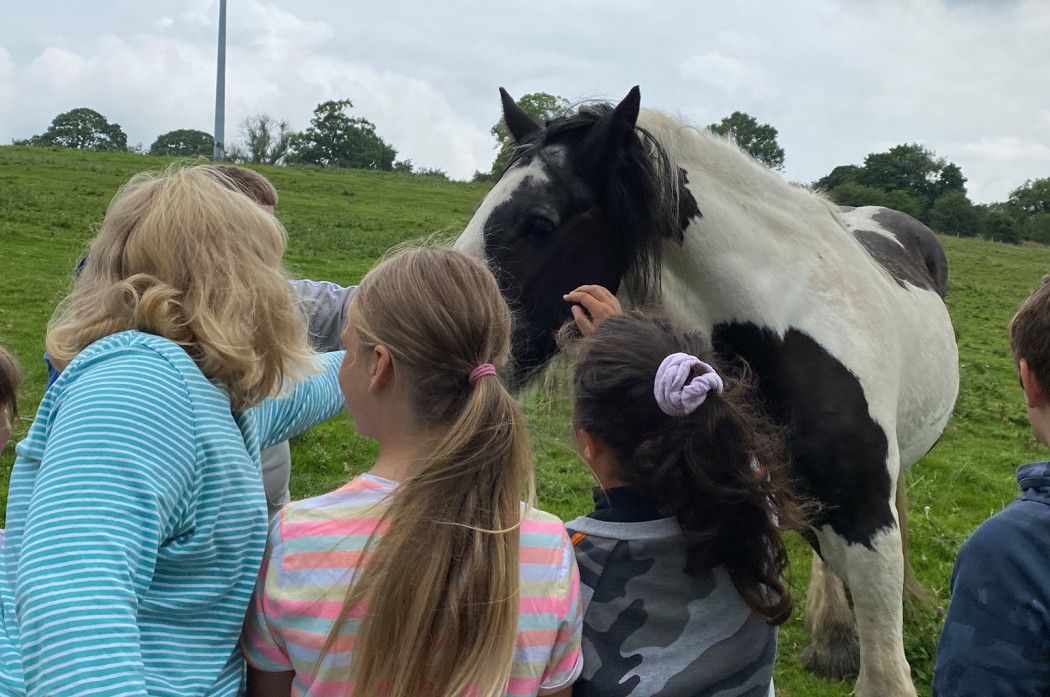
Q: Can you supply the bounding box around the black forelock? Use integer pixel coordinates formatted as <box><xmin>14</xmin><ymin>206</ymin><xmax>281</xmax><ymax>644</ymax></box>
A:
<box><xmin>505</xmin><ymin>104</ymin><xmax>609</xmax><ymax>170</ymax></box>
<box><xmin>505</xmin><ymin>102</ymin><xmax>685</xmax><ymax>304</ymax></box>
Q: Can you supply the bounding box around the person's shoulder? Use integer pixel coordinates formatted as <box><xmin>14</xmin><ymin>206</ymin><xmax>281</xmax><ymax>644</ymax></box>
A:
<box><xmin>52</xmin><ymin>331</ymin><xmax>198</xmax><ymax>401</ymax></box>
<box><xmin>277</xmin><ymin>476</ymin><xmax>393</xmax><ymax>539</ymax></box>
<box><xmin>562</xmin><ymin>515</ymin><xmax>682</xmax><ymax>542</ymax></box>
<box><xmin>519</xmin><ymin>507</ymin><xmax>573</xmax><ymax>566</ymax></box>
<box><xmin>65</xmin><ymin>330</ymin><xmax>201</xmax><ymax>384</ymax></box>
<box><xmin>525</xmin><ymin>506</ymin><xmax>565</xmax><ymax>528</ymax></box>
<box><xmin>937</xmin><ymin>489</ymin><xmax>1050</xmax><ymax>694</ymax></box>
<box><xmin>962</xmin><ymin>494</ymin><xmax>1047</xmax><ymax>559</ymax></box>
<box><xmin>37</xmin><ymin>332</ymin><xmax>205</xmax><ymax>471</ymax></box>
<box><xmin>953</xmin><ymin>494</ymin><xmax>1050</xmax><ymax>597</ymax></box>
<box><xmin>289</xmin><ymin>278</ymin><xmax>355</xmax><ymax>301</ymax></box>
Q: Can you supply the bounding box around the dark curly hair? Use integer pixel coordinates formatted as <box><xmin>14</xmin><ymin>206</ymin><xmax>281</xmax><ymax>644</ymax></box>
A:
<box><xmin>0</xmin><ymin>345</ymin><xmax>21</xmax><ymax>423</ymax></box>
<box><xmin>573</xmin><ymin>312</ymin><xmax>811</xmax><ymax>624</ymax></box>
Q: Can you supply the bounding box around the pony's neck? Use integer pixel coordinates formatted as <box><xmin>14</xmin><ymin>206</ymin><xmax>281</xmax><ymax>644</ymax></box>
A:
<box><xmin>632</xmin><ymin>112</ymin><xmax>846</xmax><ymax>333</ymax></box>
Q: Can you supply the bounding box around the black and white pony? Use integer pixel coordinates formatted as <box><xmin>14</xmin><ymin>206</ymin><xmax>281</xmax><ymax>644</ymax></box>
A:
<box><xmin>455</xmin><ymin>87</ymin><xmax>959</xmax><ymax>697</ymax></box>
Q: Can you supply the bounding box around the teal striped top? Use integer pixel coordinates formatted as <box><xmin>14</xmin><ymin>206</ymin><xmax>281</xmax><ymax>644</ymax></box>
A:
<box><xmin>0</xmin><ymin>330</ymin><xmax>345</xmax><ymax>696</ymax></box>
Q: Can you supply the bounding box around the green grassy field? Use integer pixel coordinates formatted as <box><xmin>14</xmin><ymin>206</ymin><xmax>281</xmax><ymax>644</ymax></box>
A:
<box><xmin>1</xmin><ymin>146</ymin><xmax>1047</xmax><ymax>696</ymax></box>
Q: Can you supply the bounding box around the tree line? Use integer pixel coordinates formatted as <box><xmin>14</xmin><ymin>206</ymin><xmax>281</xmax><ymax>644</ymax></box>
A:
<box><xmin>815</xmin><ymin>145</ymin><xmax>1048</xmax><ymax>245</ymax></box>
<box><xmin>15</xmin><ymin>101</ymin><xmax>437</xmax><ymax>177</ymax></box>
<box><xmin>14</xmin><ymin>98</ymin><xmax>1049</xmax><ymax>245</ymax></box>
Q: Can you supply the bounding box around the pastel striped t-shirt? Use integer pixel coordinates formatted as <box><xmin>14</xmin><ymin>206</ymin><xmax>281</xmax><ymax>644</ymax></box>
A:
<box><xmin>243</xmin><ymin>474</ymin><xmax>583</xmax><ymax>696</ymax></box>
<box><xmin>0</xmin><ymin>330</ymin><xmax>345</xmax><ymax>697</ymax></box>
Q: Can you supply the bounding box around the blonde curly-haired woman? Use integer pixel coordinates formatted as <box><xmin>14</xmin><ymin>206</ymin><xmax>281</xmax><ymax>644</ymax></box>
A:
<box><xmin>0</xmin><ymin>166</ymin><xmax>345</xmax><ymax>697</ymax></box>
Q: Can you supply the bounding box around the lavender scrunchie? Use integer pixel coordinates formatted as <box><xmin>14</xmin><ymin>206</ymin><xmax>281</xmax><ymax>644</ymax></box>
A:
<box><xmin>654</xmin><ymin>352</ymin><xmax>724</xmax><ymax>417</ymax></box>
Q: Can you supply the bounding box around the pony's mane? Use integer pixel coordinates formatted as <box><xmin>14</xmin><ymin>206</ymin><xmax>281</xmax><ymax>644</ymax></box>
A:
<box><xmin>637</xmin><ymin>109</ymin><xmax>842</xmax><ymax>222</ymax></box>
<box><xmin>509</xmin><ymin>104</ymin><xmax>683</xmax><ymax>305</ymax></box>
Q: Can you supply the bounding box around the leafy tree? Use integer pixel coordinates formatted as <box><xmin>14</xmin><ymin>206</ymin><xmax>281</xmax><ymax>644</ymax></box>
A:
<box><xmin>855</xmin><ymin>143</ymin><xmax>966</xmax><ymax>214</ymax></box>
<box><xmin>26</xmin><ymin>108</ymin><xmax>127</xmax><ymax>151</ymax></box>
<box><xmin>709</xmin><ymin>111</ymin><xmax>785</xmax><ymax>171</ymax></box>
<box><xmin>1006</xmin><ymin>178</ymin><xmax>1050</xmax><ymax>220</ymax></box>
<box><xmin>1024</xmin><ymin>213</ymin><xmax>1050</xmax><ymax>245</ymax></box>
<box><xmin>826</xmin><ymin>182</ymin><xmax>890</xmax><ymax>208</ymax></box>
<box><xmin>824</xmin><ymin>182</ymin><xmax>925</xmax><ymax>219</ymax></box>
<box><xmin>935</xmin><ymin>163</ymin><xmax>966</xmax><ymax>201</ymax></box>
<box><xmin>490</xmin><ymin>92</ymin><xmax>571</xmax><ymax>176</ymax></box>
<box><xmin>814</xmin><ymin>165</ymin><xmax>862</xmax><ymax>192</ymax></box>
<box><xmin>287</xmin><ymin>99</ymin><xmax>397</xmax><ymax>170</ymax></box>
<box><xmin>393</xmin><ymin>160</ymin><xmax>414</xmax><ymax>173</ymax></box>
<box><xmin>239</xmin><ymin>114</ymin><xmax>294</xmax><ymax>165</ymax></box>
<box><xmin>982</xmin><ymin>209</ymin><xmax>1020</xmax><ymax>244</ymax></box>
<box><xmin>882</xmin><ymin>190</ymin><xmax>925</xmax><ymax>219</ymax></box>
<box><xmin>926</xmin><ymin>190</ymin><xmax>980</xmax><ymax>237</ymax></box>
<box><xmin>148</xmin><ymin>129</ymin><xmax>213</xmax><ymax>157</ymax></box>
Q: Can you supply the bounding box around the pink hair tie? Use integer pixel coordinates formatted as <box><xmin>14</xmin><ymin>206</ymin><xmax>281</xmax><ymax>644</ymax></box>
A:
<box><xmin>654</xmin><ymin>352</ymin><xmax>724</xmax><ymax>416</ymax></box>
<box><xmin>469</xmin><ymin>363</ymin><xmax>497</xmax><ymax>386</ymax></box>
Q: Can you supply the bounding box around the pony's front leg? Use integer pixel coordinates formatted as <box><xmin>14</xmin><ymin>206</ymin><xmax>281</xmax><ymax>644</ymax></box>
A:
<box><xmin>816</xmin><ymin>522</ymin><xmax>916</xmax><ymax>697</ymax></box>
<box><xmin>800</xmin><ymin>551</ymin><xmax>859</xmax><ymax>680</ymax></box>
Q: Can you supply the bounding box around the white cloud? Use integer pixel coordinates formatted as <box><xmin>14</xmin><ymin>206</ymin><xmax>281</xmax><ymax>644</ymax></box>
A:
<box><xmin>0</xmin><ymin>2</ymin><xmax>493</xmax><ymax>177</ymax></box>
<box><xmin>678</xmin><ymin>51</ymin><xmax>775</xmax><ymax>98</ymax></box>
<box><xmin>951</xmin><ymin>136</ymin><xmax>1050</xmax><ymax>201</ymax></box>
<box><xmin>957</xmin><ymin>136</ymin><xmax>1050</xmax><ymax>162</ymax></box>
<box><xmin>1</xmin><ymin>0</ymin><xmax>1048</xmax><ymax>197</ymax></box>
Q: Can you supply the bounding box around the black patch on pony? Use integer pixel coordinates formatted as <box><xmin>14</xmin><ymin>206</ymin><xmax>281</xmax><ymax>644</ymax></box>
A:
<box><xmin>871</xmin><ymin>209</ymin><xmax>949</xmax><ymax>297</ymax></box>
<box><xmin>711</xmin><ymin>322</ymin><xmax>896</xmax><ymax>548</ymax></box>
<box><xmin>677</xmin><ymin>167</ymin><xmax>702</xmax><ymax>232</ymax></box>
<box><xmin>851</xmin><ymin>229</ymin><xmax>939</xmax><ymax>295</ymax></box>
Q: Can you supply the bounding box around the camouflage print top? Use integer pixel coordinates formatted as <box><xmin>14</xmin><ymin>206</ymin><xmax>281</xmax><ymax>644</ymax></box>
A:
<box><xmin>566</xmin><ymin>487</ymin><xmax>776</xmax><ymax>697</ymax></box>
<box><xmin>933</xmin><ymin>461</ymin><xmax>1050</xmax><ymax>697</ymax></box>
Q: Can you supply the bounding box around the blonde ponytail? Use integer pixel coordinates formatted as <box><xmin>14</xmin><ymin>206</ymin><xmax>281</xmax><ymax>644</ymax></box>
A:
<box><xmin>322</xmin><ymin>246</ymin><xmax>534</xmax><ymax>697</ymax></box>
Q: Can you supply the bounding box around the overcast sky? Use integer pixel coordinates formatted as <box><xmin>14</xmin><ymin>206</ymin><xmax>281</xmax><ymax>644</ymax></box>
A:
<box><xmin>2</xmin><ymin>0</ymin><xmax>1047</xmax><ymax>202</ymax></box>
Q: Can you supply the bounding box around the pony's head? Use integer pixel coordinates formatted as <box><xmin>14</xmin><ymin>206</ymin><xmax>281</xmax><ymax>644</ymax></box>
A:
<box><xmin>456</xmin><ymin>87</ymin><xmax>699</xmax><ymax>388</ymax></box>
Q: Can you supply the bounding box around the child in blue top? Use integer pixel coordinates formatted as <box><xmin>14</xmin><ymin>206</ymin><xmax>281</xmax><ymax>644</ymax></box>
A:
<box><xmin>0</xmin><ymin>165</ymin><xmax>345</xmax><ymax>697</ymax></box>
<box><xmin>933</xmin><ymin>276</ymin><xmax>1050</xmax><ymax>696</ymax></box>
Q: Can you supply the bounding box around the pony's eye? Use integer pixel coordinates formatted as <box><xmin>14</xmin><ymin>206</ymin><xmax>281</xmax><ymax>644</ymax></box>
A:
<box><xmin>523</xmin><ymin>216</ymin><xmax>556</xmax><ymax>241</ymax></box>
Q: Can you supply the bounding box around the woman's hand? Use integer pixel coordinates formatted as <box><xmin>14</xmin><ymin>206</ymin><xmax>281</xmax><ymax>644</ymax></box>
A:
<box><xmin>563</xmin><ymin>285</ymin><xmax>622</xmax><ymax>336</ymax></box>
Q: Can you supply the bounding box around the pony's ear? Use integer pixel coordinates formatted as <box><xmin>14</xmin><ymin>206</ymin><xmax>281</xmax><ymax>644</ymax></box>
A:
<box><xmin>611</xmin><ymin>85</ymin><xmax>641</xmax><ymax>131</ymax></box>
<box><xmin>581</xmin><ymin>86</ymin><xmax>642</xmax><ymax>175</ymax></box>
<box><xmin>499</xmin><ymin>87</ymin><xmax>541</xmax><ymax>144</ymax></box>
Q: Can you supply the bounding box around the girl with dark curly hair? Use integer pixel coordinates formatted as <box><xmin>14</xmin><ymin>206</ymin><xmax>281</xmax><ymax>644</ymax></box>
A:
<box><xmin>562</xmin><ymin>290</ymin><xmax>810</xmax><ymax>697</ymax></box>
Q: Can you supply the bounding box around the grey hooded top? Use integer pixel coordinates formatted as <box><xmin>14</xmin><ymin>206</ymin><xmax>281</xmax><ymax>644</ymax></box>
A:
<box><xmin>567</xmin><ymin>487</ymin><xmax>776</xmax><ymax>697</ymax></box>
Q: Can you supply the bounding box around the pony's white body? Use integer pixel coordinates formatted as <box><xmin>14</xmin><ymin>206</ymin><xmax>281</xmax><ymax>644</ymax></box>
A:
<box><xmin>634</xmin><ymin>113</ymin><xmax>958</xmax><ymax>695</ymax></box>
<box><xmin>457</xmin><ymin>98</ymin><xmax>959</xmax><ymax>697</ymax></box>
<box><xmin>646</xmin><ymin>113</ymin><xmax>958</xmax><ymax>470</ymax></box>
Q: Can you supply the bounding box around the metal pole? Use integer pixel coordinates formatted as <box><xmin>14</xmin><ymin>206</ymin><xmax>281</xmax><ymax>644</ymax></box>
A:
<box><xmin>212</xmin><ymin>0</ymin><xmax>227</xmax><ymax>161</ymax></box>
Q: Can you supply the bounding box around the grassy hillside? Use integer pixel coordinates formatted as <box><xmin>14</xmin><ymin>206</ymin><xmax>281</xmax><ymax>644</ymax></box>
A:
<box><xmin>1</xmin><ymin>146</ymin><xmax>1048</xmax><ymax>696</ymax></box>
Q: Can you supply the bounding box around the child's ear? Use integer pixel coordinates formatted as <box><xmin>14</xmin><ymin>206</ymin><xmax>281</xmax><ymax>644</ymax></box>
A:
<box><xmin>1020</xmin><ymin>359</ymin><xmax>1047</xmax><ymax>409</ymax></box>
<box><xmin>575</xmin><ymin>429</ymin><xmax>599</xmax><ymax>465</ymax></box>
<box><xmin>369</xmin><ymin>345</ymin><xmax>394</xmax><ymax>393</ymax></box>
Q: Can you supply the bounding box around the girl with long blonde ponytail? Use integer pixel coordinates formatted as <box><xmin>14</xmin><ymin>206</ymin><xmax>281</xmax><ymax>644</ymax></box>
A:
<box><xmin>244</xmin><ymin>247</ymin><xmax>583</xmax><ymax>697</ymax></box>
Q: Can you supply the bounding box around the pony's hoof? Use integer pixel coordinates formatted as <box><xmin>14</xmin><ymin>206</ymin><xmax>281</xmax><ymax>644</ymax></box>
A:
<box><xmin>799</xmin><ymin>628</ymin><xmax>860</xmax><ymax>681</ymax></box>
